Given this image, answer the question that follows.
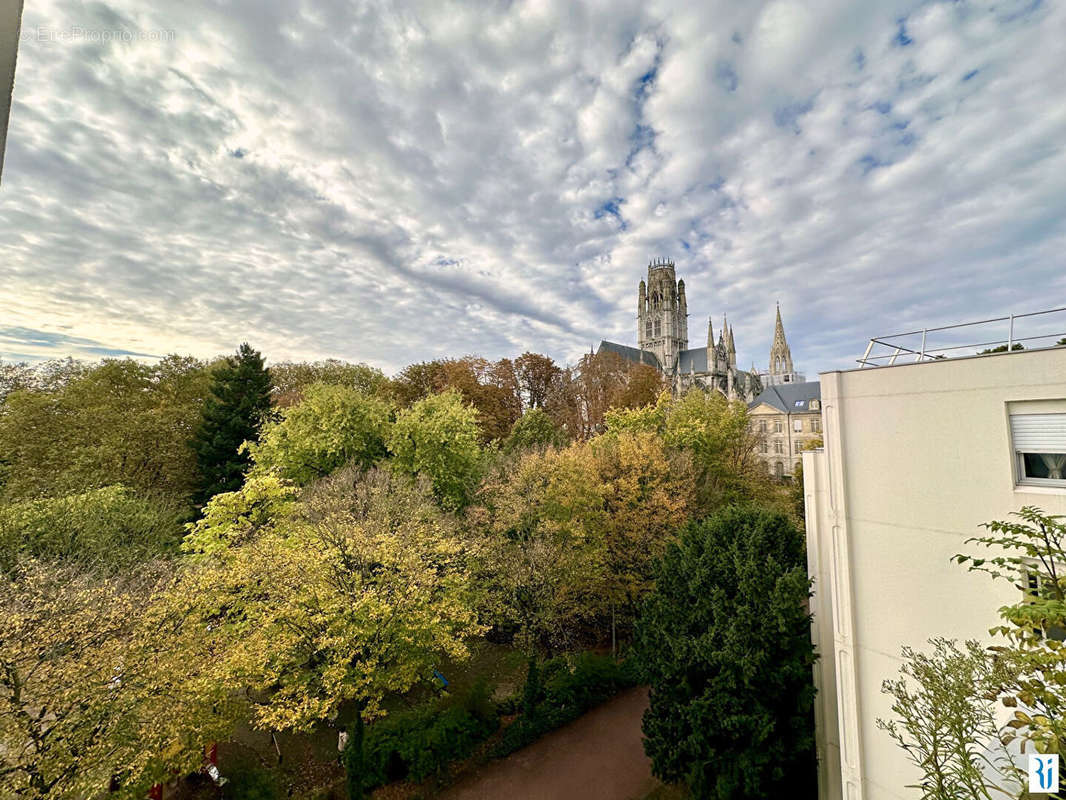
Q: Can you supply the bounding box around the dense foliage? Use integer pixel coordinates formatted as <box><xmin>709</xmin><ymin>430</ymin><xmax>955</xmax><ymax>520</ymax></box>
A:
<box><xmin>0</xmin><ymin>486</ymin><xmax>183</xmax><ymax>572</ymax></box>
<box><xmin>0</xmin><ymin>345</ymin><xmax>799</xmax><ymax>798</ymax></box>
<box><xmin>634</xmin><ymin>506</ymin><xmax>817</xmax><ymax>800</ymax></box>
<box><xmin>247</xmin><ymin>382</ymin><xmax>393</xmax><ymax>483</ymax></box>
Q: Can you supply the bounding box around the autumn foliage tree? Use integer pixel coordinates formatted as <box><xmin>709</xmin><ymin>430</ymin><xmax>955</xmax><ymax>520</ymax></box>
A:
<box><xmin>178</xmin><ymin>467</ymin><xmax>483</xmax><ymax>733</ymax></box>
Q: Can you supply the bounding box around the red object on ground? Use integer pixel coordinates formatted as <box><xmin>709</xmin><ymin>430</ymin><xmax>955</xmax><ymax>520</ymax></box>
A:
<box><xmin>205</xmin><ymin>743</ymin><xmax>218</xmax><ymax>766</ymax></box>
<box><xmin>148</xmin><ymin>784</ymin><xmax>162</xmax><ymax>800</ymax></box>
<box><xmin>439</xmin><ymin>686</ymin><xmax>657</xmax><ymax>800</ymax></box>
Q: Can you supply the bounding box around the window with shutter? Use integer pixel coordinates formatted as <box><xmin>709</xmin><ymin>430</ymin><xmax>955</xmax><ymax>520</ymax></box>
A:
<box><xmin>1010</xmin><ymin>413</ymin><xmax>1066</xmax><ymax>487</ymax></box>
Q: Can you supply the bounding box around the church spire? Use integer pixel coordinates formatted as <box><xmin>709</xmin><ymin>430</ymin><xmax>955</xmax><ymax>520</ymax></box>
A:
<box><xmin>768</xmin><ymin>302</ymin><xmax>795</xmax><ymax>383</ymax></box>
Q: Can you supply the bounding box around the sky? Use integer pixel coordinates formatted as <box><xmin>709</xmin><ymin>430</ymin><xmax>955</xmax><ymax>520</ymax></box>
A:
<box><xmin>2</xmin><ymin>0</ymin><xmax>1065</xmax><ymax>377</ymax></box>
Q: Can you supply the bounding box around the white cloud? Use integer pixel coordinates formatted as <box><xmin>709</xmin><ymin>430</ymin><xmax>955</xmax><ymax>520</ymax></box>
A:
<box><xmin>1</xmin><ymin>0</ymin><xmax>1064</xmax><ymax>376</ymax></box>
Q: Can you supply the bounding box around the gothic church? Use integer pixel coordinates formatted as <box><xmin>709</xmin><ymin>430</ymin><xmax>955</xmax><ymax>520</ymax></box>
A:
<box><xmin>597</xmin><ymin>258</ymin><xmax>797</xmax><ymax>403</ymax></box>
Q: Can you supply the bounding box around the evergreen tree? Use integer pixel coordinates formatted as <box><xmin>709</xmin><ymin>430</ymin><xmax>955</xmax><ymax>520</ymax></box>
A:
<box><xmin>192</xmin><ymin>343</ymin><xmax>272</xmax><ymax>504</ymax></box>
<box><xmin>633</xmin><ymin>506</ymin><xmax>818</xmax><ymax>800</ymax></box>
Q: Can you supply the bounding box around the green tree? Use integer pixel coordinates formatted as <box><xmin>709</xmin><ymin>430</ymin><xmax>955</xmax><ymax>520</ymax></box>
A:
<box><xmin>956</xmin><ymin>507</ymin><xmax>1066</xmax><ymax>757</ymax></box>
<box><xmin>663</xmin><ymin>390</ymin><xmax>767</xmax><ymax>511</ymax></box>
<box><xmin>0</xmin><ymin>356</ymin><xmax>214</xmax><ymax>508</ymax></box>
<box><xmin>247</xmin><ymin>383</ymin><xmax>393</xmax><ymax>484</ymax></box>
<box><xmin>877</xmin><ymin>638</ymin><xmax>1021</xmax><ymax>800</ymax></box>
<box><xmin>503</xmin><ymin>407</ymin><xmax>565</xmax><ymax>453</ymax></box>
<box><xmin>387</xmin><ymin>390</ymin><xmax>482</xmax><ymax>510</ymax></box>
<box><xmin>0</xmin><ymin>561</ymin><xmax>242</xmax><ymax>800</ymax></box>
<box><xmin>192</xmin><ymin>343</ymin><xmax>272</xmax><ymax>504</ymax></box>
<box><xmin>978</xmin><ymin>343</ymin><xmax>1024</xmax><ymax>354</ymax></box>
<box><xmin>0</xmin><ymin>486</ymin><xmax>183</xmax><ymax>573</ymax></box>
<box><xmin>633</xmin><ymin>506</ymin><xmax>817</xmax><ymax>799</ymax></box>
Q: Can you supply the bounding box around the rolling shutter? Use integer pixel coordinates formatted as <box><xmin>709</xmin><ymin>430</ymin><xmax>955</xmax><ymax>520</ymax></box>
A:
<box><xmin>1011</xmin><ymin>413</ymin><xmax>1066</xmax><ymax>452</ymax></box>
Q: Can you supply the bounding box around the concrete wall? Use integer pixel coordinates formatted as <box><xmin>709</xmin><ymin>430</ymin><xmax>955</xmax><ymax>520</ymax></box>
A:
<box><xmin>804</xmin><ymin>347</ymin><xmax>1066</xmax><ymax>800</ymax></box>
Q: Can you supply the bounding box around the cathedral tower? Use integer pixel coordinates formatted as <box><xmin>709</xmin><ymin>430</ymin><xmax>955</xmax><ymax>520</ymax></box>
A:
<box><xmin>637</xmin><ymin>258</ymin><xmax>688</xmax><ymax>370</ymax></box>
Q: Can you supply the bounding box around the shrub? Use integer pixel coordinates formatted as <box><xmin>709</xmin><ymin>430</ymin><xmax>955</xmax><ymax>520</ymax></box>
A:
<box><xmin>491</xmin><ymin>653</ymin><xmax>638</xmax><ymax>758</ymax></box>
<box><xmin>222</xmin><ymin>757</ymin><xmax>280</xmax><ymax>800</ymax></box>
<box><xmin>361</xmin><ymin>680</ymin><xmax>498</xmax><ymax>790</ymax></box>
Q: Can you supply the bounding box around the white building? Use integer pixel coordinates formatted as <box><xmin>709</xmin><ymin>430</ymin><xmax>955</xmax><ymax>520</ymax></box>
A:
<box><xmin>804</xmin><ymin>340</ymin><xmax>1066</xmax><ymax>799</ymax></box>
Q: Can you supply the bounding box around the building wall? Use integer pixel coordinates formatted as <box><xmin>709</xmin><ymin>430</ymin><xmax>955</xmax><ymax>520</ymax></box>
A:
<box><xmin>804</xmin><ymin>347</ymin><xmax>1066</xmax><ymax>800</ymax></box>
<box><xmin>749</xmin><ymin>406</ymin><xmax>822</xmax><ymax>477</ymax></box>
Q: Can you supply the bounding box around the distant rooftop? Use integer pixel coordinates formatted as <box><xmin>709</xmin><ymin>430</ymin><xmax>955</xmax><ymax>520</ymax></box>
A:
<box><xmin>751</xmin><ymin>381</ymin><xmax>821</xmax><ymax>413</ymax></box>
<box><xmin>857</xmin><ymin>306</ymin><xmax>1066</xmax><ymax>368</ymax></box>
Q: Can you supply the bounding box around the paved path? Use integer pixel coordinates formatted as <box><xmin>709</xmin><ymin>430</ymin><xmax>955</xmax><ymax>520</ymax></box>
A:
<box><xmin>438</xmin><ymin>686</ymin><xmax>658</xmax><ymax>800</ymax></box>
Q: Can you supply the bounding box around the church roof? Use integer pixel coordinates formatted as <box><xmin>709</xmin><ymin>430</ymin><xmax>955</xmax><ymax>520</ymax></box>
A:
<box><xmin>596</xmin><ymin>340</ymin><xmax>661</xmax><ymax>370</ymax></box>
<box><xmin>678</xmin><ymin>347</ymin><xmax>708</xmax><ymax>373</ymax></box>
<box><xmin>750</xmin><ymin>381</ymin><xmax>821</xmax><ymax>413</ymax></box>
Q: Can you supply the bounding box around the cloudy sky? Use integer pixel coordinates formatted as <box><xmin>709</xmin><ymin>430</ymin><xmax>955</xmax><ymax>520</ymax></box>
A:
<box><xmin>2</xmin><ymin>0</ymin><xmax>1065</xmax><ymax>376</ymax></box>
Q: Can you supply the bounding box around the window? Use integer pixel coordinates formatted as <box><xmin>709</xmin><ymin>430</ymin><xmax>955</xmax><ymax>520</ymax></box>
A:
<box><xmin>793</xmin><ymin>419</ymin><xmax>803</xmax><ymax>432</ymax></box>
<box><xmin>810</xmin><ymin>399</ymin><xmax>820</xmax><ymax>411</ymax></box>
<box><xmin>1011</xmin><ymin>413</ymin><xmax>1066</xmax><ymax>487</ymax></box>
<box><xmin>795</xmin><ymin>441</ymin><xmax>804</xmax><ymax>454</ymax></box>
<box><xmin>774</xmin><ymin>441</ymin><xmax>783</xmax><ymax>454</ymax></box>
<box><xmin>653</xmin><ymin>320</ymin><xmax>661</xmax><ymax>337</ymax></box>
<box><xmin>794</xmin><ymin>400</ymin><xmax>804</xmax><ymax>408</ymax></box>
<box><xmin>760</xmin><ymin>441</ymin><xmax>768</xmax><ymax>454</ymax></box>
<box><xmin>812</xmin><ymin>418</ymin><xmax>821</xmax><ymax>433</ymax></box>
<box><xmin>759</xmin><ymin>419</ymin><xmax>767</xmax><ymax>433</ymax></box>
<box><xmin>645</xmin><ymin>321</ymin><xmax>652</xmax><ymax>338</ymax></box>
<box><xmin>775</xmin><ymin>462</ymin><xmax>784</xmax><ymax>478</ymax></box>
<box><xmin>774</xmin><ymin>420</ymin><xmax>782</xmax><ymax>433</ymax></box>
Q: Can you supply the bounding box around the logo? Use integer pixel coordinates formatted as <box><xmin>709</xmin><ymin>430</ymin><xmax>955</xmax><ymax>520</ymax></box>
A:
<box><xmin>1029</xmin><ymin>753</ymin><xmax>1060</xmax><ymax>793</ymax></box>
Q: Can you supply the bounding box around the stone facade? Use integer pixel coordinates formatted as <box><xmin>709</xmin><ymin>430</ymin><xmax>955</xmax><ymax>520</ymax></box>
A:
<box><xmin>748</xmin><ymin>382</ymin><xmax>822</xmax><ymax>479</ymax></box>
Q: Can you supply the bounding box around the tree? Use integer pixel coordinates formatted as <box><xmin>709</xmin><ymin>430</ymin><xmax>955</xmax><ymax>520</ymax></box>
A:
<box><xmin>503</xmin><ymin>408</ymin><xmax>566</xmax><ymax>453</ymax></box>
<box><xmin>514</xmin><ymin>352</ymin><xmax>562</xmax><ymax>410</ymax></box>
<box><xmin>1058</xmin><ymin>337</ymin><xmax>1066</xmax><ymax>346</ymax></box>
<box><xmin>270</xmin><ymin>360</ymin><xmax>389</xmax><ymax>408</ymax></box>
<box><xmin>0</xmin><ymin>561</ymin><xmax>240</xmax><ymax>799</ymax></box>
<box><xmin>174</xmin><ymin>467</ymin><xmax>483</xmax><ymax>734</ymax></box>
<box><xmin>0</xmin><ymin>486</ymin><xmax>183</xmax><ymax>573</ymax></box>
<box><xmin>247</xmin><ymin>383</ymin><xmax>393</xmax><ymax>484</ymax></box>
<box><xmin>477</xmin><ymin>441</ymin><xmax>607</xmax><ymax>653</ymax></box>
<box><xmin>0</xmin><ymin>356</ymin><xmax>215</xmax><ymax>508</ymax></box>
<box><xmin>877</xmin><ymin>639</ymin><xmax>1022</xmax><ymax>800</ymax></box>
<box><xmin>387</xmin><ymin>390</ymin><xmax>483</xmax><ymax>510</ymax></box>
<box><xmin>978</xmin><ymin>343</ymin><xmax>1024</xmax><ymax>354</ymax></box>
<box><xmin>592</xmin><ymin>432</ymin><xmax>694</xmax><ymax>651</ymax></box>
<box><xmin>192</xmin><ymin>343</ymin><xmax>272</xmax><ymax>504</ymax></box>
<box><xmin>664</xmin><ymin>390</ymin><xmax>767</xmax><ymax>511</ymax></box>
<box><xmin>633</xmin><ymin>506</ymin><xmax>817</xmax><ymax>799</ymax></box>
<box><xmin>955</xmin><ymin>506</ymin><xmax>1066</xmax><ymax>755</ymax></box>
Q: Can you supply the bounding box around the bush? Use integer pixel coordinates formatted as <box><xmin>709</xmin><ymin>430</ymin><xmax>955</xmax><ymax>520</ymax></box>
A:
<box><xmin>361</xmin><ymin>680</ymin><xmax>498</xmax><ymax>789</ymax></box>
<box><xmin>491</xmin><ymin>653</ymin><xmax>638</xmax><ymax>758</ymax></box>
<box><xmin>222</xmin><ymin>757</ymin><xmax>281</xmax><ymax>800</ymax></box>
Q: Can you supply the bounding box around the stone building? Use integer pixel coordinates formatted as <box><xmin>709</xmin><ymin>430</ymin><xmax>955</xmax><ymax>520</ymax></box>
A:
<box><xmin>597</xmin><ymin>258</ymin><xmax>762</xmax><ymax>403</ymax></box>
<box><xmin>748</xmin><ymin>381</ymin><xmax>822</xmax><ymax>479</ymax></box>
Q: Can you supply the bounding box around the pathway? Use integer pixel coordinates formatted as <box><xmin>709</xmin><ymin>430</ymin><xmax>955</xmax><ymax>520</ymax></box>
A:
<box><xmin>438</xmin><ymin>686</ymin><xmax>658</xmax><ymax>800</ymax></box>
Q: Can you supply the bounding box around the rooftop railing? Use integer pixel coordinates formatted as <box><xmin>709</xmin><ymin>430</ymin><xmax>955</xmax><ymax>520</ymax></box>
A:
<box><xmin>857</xmin><ymin>306</ymin><xmax>1066</xmax><ymax>367</ymax></box>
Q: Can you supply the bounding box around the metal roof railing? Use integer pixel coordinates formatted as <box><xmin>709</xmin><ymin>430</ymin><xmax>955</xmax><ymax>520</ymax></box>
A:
<box><xmin>858</xmin><ymin>306</ymin><xmax>1066</xmax><ymax>368</ymax></box>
